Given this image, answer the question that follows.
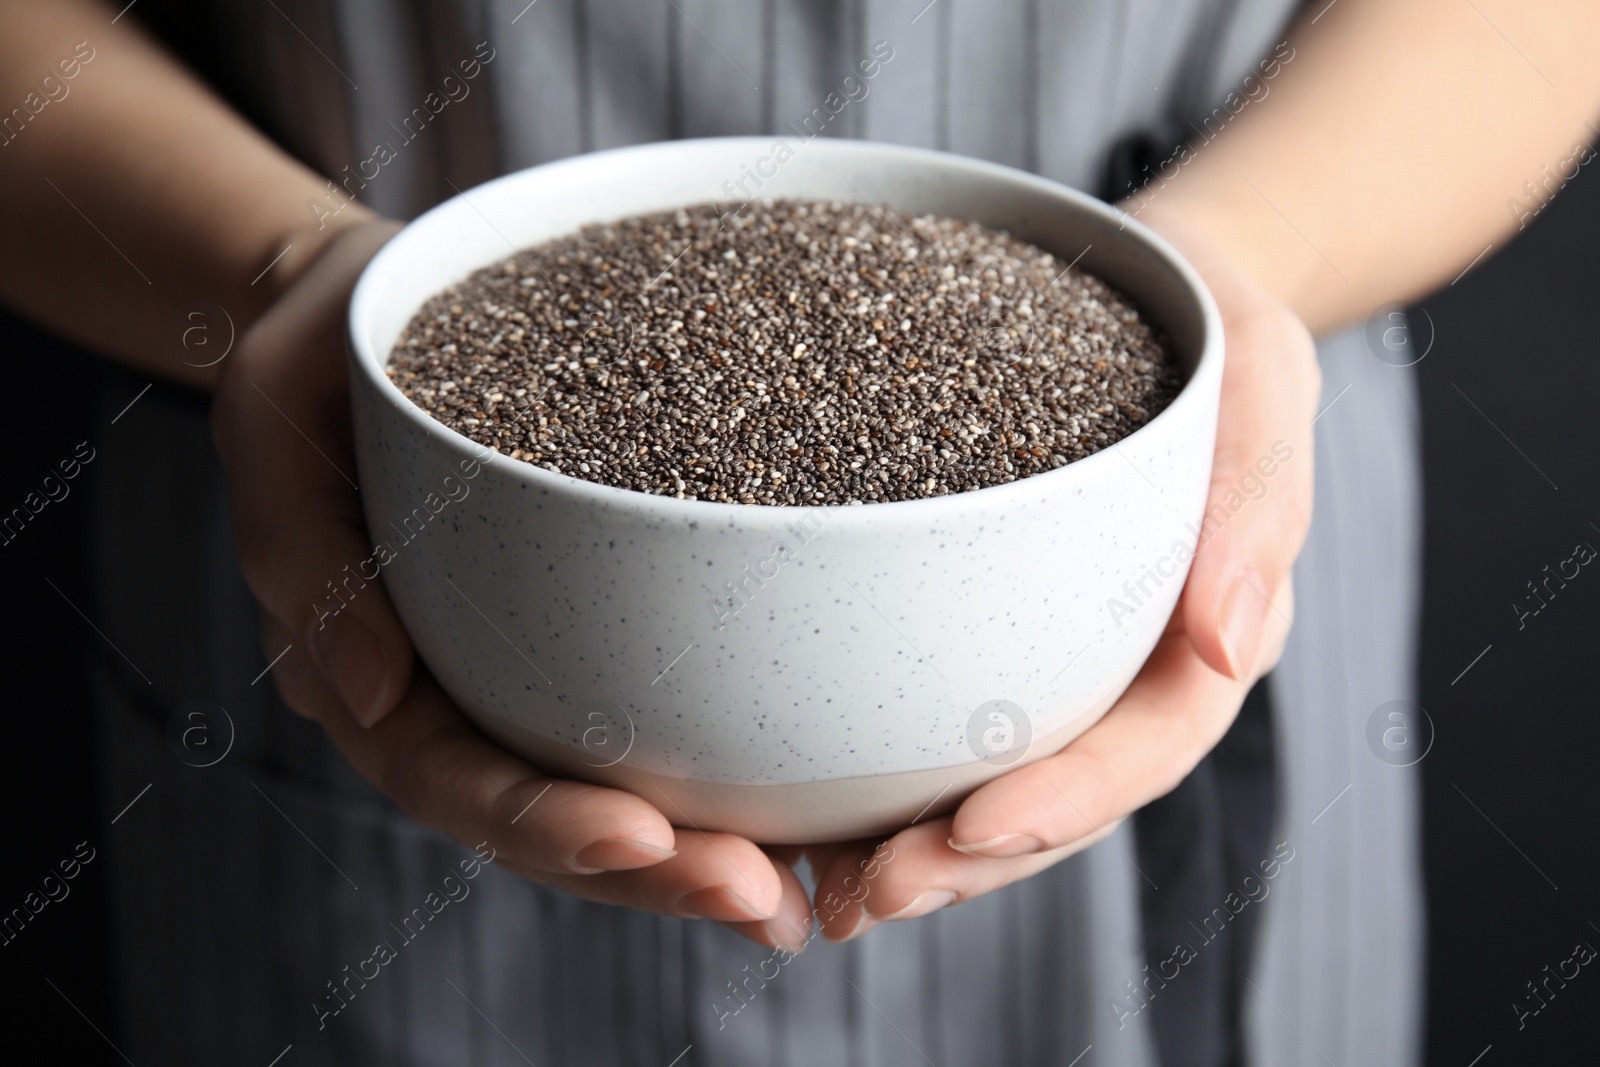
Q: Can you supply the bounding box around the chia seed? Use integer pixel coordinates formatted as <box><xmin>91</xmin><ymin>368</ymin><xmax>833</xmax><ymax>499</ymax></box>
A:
<box><xmin>388</xmin><ymin>199</ymin><xmax>1183</xmax><ymax>505</ymax></box>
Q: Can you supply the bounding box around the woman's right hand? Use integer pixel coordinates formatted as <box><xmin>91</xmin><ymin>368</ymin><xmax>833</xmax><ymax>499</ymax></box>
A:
<box><xmin>212</xmin><ymin>218</ymin><xmax>814</xmax><ymax>952</ymax></box>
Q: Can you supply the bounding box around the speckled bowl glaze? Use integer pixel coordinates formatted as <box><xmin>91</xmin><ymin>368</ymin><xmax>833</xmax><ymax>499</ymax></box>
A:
<box><xmin>348</xmin><ymin>137</ymin><xmax>1223</xmax><ymax>843</ymax></box>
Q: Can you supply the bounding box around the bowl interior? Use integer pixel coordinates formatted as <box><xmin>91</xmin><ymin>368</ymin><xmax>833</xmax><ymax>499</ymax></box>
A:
<box><xmin>351</xmin><ymin>137</ymin><xmax>1211</xmax><ymax>398</ymax></box>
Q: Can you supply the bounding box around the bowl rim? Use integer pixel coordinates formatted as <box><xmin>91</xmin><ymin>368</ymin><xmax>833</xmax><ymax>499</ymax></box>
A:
<box><xmin>348</xmin><ymin>136</ymin><xmax>1223</xmax><ymax>523</ymax></box>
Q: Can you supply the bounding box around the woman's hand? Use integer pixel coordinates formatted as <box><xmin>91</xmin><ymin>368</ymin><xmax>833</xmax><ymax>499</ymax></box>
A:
<box><xmin>211</xmin><ymin>220</ymin><xmax>815</xmax><ymax>952</ymax></box>
<box><xmin>808</xmin><ymin>205</ymin><xmax>1321</xmax><ymax>941</ymax></box>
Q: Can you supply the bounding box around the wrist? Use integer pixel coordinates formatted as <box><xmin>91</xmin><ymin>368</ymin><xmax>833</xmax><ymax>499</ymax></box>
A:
<box><xmin>1117</xmin><ymin>188</ymin><xmax>1322</xmax><ymax>326</ymax></box>
<box><xmin>254</xmin><ymin>206</ymin><xmax>385</xmax><ymax>302</ymax></box>
<box><xmin>210</xmin><ymin>214</ymin><xmax>401</xmax><ymax>390</ymax></box>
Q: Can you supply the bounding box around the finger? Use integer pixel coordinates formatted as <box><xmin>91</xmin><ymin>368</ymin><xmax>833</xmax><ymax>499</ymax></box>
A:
<box><xmin>1181</xmin><ymin>285</ymin><xmax>1320</xmax><ymax>679</ymax></box>
<box><xmin>1253</xmin><ymin>577</ymin><xmax>1294</xmax><ymax>682</ymax></box>
<box><xmin>312</xmin><ymin>668</ymin><xmax>689</xmax><ymax>880</ymax></box>
<box><xmin>813</xmin><ymin>840</ymin><xmax>884</xmax><ymax>942</ymax></box>
<box><xmin>947</xmin><ymin>629</ymin><xmax>1244</xmax><ymax>858</ymax></box>
<box><xmin>527</xmin><ymin>830</ymin><xmax>786</xmax><ymax>923</ymax></box>
<box><xmin>213</xmin><ymin>221</ymin><xmax>414</xmax><ymax>728</ymax></box>
<box><xmin>815</xmin><ymin>818</ymin><xmax>1120</xmax><ymax>942</ymax></box>
<box><xmin>716</xmin><ymin>854</ymin><xmax>817</xmax><ymax>952</ymax></box>
<box><xmin>258</xmin><ymin>612</ymin><xmax>343</xmax><ymax>721</ymax></box>
<box><xmin>267</xmin><ymin>596</ymin><xmax>791</xmax><ymax>923</ymax></box>
<box><xmin>805</xmin><ymin>836</ymin><xmax>930</xmax><ymax>942</ymax></box>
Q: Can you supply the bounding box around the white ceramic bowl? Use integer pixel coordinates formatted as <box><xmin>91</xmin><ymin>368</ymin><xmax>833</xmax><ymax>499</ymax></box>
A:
<box><xmin>348</xmin><ymin>137</ymin><xmax>1222</xmax><ymax>843</ymax></box>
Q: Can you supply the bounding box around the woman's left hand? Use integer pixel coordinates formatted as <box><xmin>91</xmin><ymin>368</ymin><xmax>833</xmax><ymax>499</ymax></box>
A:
<box><xmin>806</xmin><ymin>204</ymin><xmax>1321</xmax><ymax>942</ymax></box>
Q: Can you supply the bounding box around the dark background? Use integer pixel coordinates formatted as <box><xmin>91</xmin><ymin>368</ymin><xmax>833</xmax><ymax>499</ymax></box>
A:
<box><xmin>2</xmin><ymin>162</ymin><xmax>1597</xmax><ymax>1067</ymax></box>
<box><xmin>1415</xmin><ymin>159</ymin><xmax>1600</xmax><ymax>1059</ymax></box>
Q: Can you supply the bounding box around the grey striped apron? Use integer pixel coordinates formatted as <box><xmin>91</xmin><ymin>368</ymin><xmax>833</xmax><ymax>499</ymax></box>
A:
<box><xmin>92</xmin><ymin>2</ymin><xmax>1421</xmax><ymax>1063</ymax></box>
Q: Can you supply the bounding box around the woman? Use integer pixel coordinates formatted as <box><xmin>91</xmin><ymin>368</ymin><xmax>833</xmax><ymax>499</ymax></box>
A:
<box><xmin>3</xmin><ymin>1</ymin><xmax>1595</xmax><ymax>1063</ymax></box>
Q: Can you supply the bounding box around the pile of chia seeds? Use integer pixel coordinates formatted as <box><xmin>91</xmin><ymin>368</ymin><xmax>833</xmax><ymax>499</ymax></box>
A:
<box><xmin>388</xmin><ymin>199</ymin><xmax>1182</xmax><ymax>505</ymax></box>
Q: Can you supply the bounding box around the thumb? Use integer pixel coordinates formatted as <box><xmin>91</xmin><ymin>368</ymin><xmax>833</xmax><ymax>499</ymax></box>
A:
<box><xmin>213</xmin><ymin>220</ymin><xmax>415</xmax><ymax>726</ymax></box>
<box><xmin>1178</xmin><ymin>257</ymin><xmax>1320</xmax><ymax>680</ymax></box>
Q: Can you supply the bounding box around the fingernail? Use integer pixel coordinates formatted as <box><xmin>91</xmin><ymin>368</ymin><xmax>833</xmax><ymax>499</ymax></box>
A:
<box><xmin>680</xmin><ymin>886</ymin><xmax>776</xmax><ymax>922</ymax></box>
<box><xmin>948</xmin><ymin>833</ymin><xmax>1044</xmax><ymax>858</ymax></box>
<box><xmin>1219</xmin><ymin>567</ymin><xmax>1270</xmax><ymax>680</ymax></box>
<box><xmin>870</xmin><ymin>889</ymin><xmax>958</xmax><ymax>922</ymax></box>
<box><xmin>313</xmin><ymin>616</ymin><xmax>393</xmax><ymax>728</ymax></box>
<box><xmin>573</xmin><ymin>837</ymin><xmax>677</xmax><ymax>872</ymax></box>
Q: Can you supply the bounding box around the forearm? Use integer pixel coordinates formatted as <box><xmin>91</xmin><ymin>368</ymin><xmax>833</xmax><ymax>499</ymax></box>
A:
<box><xmin>0</xmin><ymin>0</ymin><xmax>375</xmax><ymax>387</ymax></box>
<box><xmin>1137</xmin><ymin>0</ymin><xmax>1600</xmax><ymax>335</ymax></box>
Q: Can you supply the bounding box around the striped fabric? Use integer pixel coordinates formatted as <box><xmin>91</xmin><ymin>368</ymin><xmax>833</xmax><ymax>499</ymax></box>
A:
<box><xmin>1248</xmin><ymin>327</ymin><xmax>1426</xmax><ymax>1067</ymax></box>
<box><xmin>92</xmin><ymin>2</ymin><xmax>1421</xmax><ymax>1064</ymax></box>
